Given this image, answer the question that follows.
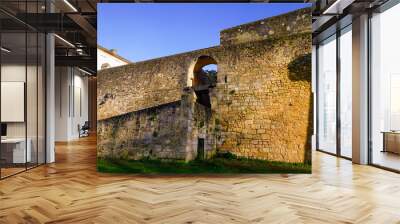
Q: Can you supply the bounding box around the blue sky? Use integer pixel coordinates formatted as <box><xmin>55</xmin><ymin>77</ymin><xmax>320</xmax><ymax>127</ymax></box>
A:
<box><xmin>98</xmin><ymin>3</ymin><xmax>310</xmax><ymax>62</ymax></box>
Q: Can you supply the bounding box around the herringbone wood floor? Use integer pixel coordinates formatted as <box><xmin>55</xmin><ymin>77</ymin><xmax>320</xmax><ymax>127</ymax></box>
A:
<box><xmin>0</xmin><ymin>136</ymin><xmax>399</xmax><ymax>224</ymax></box>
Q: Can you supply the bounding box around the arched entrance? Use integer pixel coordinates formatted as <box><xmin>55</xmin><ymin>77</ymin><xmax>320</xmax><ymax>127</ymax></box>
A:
<box><xmin>187</xmin><ymin>56</ymin><xmax>218</xmax><ymax>108</ymax></box>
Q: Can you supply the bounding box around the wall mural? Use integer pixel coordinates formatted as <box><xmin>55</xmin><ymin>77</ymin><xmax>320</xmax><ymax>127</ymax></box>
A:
<box><xmin>97</xmin><ymin>8</ymin><xmax>312</xmax><ymax>174</ymax></box>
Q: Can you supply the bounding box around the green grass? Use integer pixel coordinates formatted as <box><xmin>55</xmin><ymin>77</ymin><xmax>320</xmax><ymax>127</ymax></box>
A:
<box><xmin>97</xmin><ymin>152</ymin><xmax>311</xmax><ymax>174</ymax></box>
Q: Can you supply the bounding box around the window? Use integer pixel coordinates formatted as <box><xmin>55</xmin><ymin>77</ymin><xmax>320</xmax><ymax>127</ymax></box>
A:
<box><xmin>0</xmin><ymin>2</ymin><xmax>46</xmax><ymax>179</ymax></box>
<box><xmin>339</xmin><ymin>25</ymin><xmax>352</xmax><ymax>158</ymax></box>
<box><xmin>370</xmin><ymin>3</ymin><xmax>400</xmax><ymax>171</ymax></box>
<box><xmin>101</xmin><ymin>63</ymin><xmax>110</xmax><ymax>70</ymax></box>
<box><xmin>317</xmin><ymin>34</ymin><xmax>337</xmax><ymax>154</ymax></box>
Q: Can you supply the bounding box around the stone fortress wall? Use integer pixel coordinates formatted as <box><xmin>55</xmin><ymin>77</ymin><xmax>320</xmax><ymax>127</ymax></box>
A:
<box><xmin>97</xmin><ymin>8</ymin><xmax>312</xmax><ymax>163</ymax></box>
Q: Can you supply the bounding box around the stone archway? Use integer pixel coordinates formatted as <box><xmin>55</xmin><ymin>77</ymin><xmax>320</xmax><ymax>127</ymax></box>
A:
<box><xmin>187</xmin><ymin>56</ymin><xmax>218</xmax><ymax>108</ymax></box>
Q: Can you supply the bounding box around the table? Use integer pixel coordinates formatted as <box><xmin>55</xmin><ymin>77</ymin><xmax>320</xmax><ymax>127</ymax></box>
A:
<box><xmin>1</xmin><ymin>138</ymin><xmax>31</xmax><ymax>164</ymax></box>
<box><xmin>382</xmin><ymin>131</ymin><xmax>400</xmax><ymax>154</ymax></box>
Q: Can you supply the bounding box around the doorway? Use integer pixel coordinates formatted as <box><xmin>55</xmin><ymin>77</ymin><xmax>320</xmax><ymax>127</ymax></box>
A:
<box><xmin>197</xmin><ymin>138</ymin><xmax>205</xmax><ymax>160</ymax></box>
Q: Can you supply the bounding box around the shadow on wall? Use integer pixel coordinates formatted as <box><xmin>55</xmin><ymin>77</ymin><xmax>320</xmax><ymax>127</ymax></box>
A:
<box><xmin>288</xmin><ymin>53</ymin><xmax>311</xmax><ymax>82</ymax></box>
<box><xmin>287</xmin><ymin>53</ymin><xmax>312</xmax><ymax>164</ymax></box>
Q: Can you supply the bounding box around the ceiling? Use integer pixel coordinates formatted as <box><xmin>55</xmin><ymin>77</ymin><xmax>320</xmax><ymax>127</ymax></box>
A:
<box><xmin>0</xmin><ymin>0</ymin><xmax>98</xmax><ymax>74</ymax></box>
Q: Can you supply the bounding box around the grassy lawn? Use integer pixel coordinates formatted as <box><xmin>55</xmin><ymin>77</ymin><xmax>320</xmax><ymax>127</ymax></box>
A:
<box><xmin>97</xmin><ymin>153</ymin><xmax>311</xmax><ymax>174</ymax></box>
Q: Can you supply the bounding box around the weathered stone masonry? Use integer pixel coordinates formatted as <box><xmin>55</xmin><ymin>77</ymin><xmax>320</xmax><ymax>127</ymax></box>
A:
<box><xmin>97</xmin><ymin>8</ymin><xmax>312</xmax><ymax>163</ymax></box>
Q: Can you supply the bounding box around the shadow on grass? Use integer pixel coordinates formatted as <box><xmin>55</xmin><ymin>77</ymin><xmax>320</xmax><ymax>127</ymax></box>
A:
<box><xmin>97</xmin><ymin>153</ymin><xmax>311</xmax><ymax>174</ymax></box>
